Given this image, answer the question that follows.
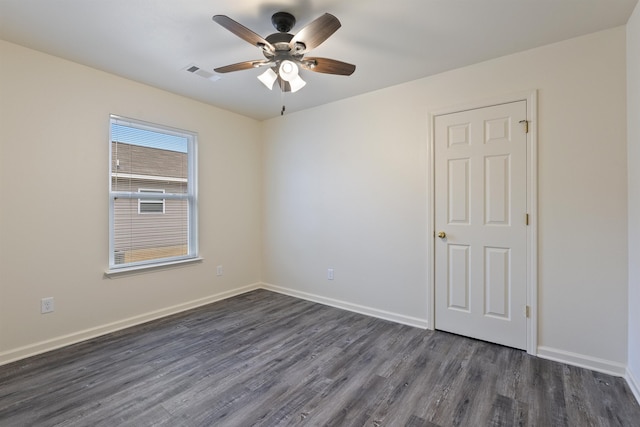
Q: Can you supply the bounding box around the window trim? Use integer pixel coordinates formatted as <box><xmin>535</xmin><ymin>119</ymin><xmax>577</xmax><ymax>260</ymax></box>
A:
<box><xmin>104</xmin><ymin>257</ymin><xmax>203</xmax><ymax>277</ymax></box>
<box><xmin>108</xmin><ymin>115</ymin><xmax>198</xmax><ymax>272</ymax></box>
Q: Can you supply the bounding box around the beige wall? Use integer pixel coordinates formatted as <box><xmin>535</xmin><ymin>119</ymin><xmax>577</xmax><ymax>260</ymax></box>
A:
<box><xmin>627</xmin><ymin>1</ymin><xmax>640</xmax><ymax>398</ymax></box>
<box><xmin>0</xmin><ymin>40</ymin><xmax>263</xmax><ymax>363</ymax></box>
<box><xmin>0</xmin><ymin>25</ymin><xmax>632</xmax><ymax>375</ymax></box>
<box><xmin>263</xmin><ymin>27</ymin><xmax>629</xmax><ymax>370</ymax></box>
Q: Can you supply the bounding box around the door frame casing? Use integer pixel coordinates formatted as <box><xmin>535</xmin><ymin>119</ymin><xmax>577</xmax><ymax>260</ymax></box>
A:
<box><xmin>427</xmin><ymin>90</ymin><xmax>538</xmax><ymax>355</ymax></box>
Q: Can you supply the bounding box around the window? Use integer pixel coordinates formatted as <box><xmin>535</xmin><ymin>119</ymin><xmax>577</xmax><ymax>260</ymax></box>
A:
<box><xmin>109</xmin><ymin>115</ymin><xmax>197</xmax><ymax>271</ymax></box>
<box><xmin>138</xmin><ymin>189</ymin><xmax>165</xmax><ymax>214</ymax></box>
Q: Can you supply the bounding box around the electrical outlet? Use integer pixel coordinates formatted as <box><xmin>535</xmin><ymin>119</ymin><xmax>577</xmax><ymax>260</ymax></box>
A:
<box><xmin>41</xmin><ymin>297</ymin><xmax>54</xmax><ymax>314</ymax></box>
<box><xmin>327</xmin><ymin>268</ymin><xmax>334</xmax><ymax>280</ymax></box>
<box><xmin>216</xmin><ymin>265</ymin><xmax>223</xmax><ymax>276</ymax></box>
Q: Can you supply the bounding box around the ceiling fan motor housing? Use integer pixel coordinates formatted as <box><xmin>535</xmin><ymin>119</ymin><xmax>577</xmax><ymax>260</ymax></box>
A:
<box><xmin>271</xmin><ymin>12</ymin><xmax>296</xmax><ymax>33</ymax></box>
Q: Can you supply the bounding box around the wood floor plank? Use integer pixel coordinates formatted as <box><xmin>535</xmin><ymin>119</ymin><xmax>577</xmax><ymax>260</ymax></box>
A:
<box><xmin>1</xmin><ymin>289</ymin><xmax>639</xmax><ymax>426</ymax></box>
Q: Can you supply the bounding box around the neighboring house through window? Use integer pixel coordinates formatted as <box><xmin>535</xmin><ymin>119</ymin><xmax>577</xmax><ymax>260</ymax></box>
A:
<box><xmin>138</xmin><ymin>189</ymin><xmax>166</xmax><ymax>214</ymax></box>
<box><xmin>108</xmin><ymin>115</ymin><xmax>197</xmax><ymax>270</ymax></box>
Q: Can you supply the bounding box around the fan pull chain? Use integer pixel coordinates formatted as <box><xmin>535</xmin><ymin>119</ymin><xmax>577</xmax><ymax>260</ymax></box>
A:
<box><xmin>280</xmin><ymin>88</ymin><xmax>286</xmax><ymax>116</ymax></box>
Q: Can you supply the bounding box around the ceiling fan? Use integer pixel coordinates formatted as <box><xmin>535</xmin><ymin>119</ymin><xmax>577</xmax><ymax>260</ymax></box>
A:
<box><xmin>212</xmin><ymin>12</ymin><xmax>356</xmax><ymax>93</ymax></box>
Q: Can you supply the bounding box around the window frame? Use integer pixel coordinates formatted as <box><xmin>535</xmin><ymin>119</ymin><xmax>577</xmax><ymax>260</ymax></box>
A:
<box><xmin>108</xmin><ymin>115</ymin><xmax>198</xmax><ymax>273</ymax></box>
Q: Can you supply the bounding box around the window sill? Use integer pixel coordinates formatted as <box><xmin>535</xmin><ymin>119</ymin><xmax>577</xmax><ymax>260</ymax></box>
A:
<box><xmin>104</xmin><ymin>257</ymin><xmax>203</xmax><ymax>278</ymax></box>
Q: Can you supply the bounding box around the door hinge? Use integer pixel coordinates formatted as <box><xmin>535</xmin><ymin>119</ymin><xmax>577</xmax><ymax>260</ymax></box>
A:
<box><xmin>519</xmin><ymin>119</ymin><xmax>529</xmax><ymax>134</ymax></box>
<box><xmin>525</xmin><ymin>305</ymin><xmax>531</xmax><ymax>318</ymax></box>
<box><xmin>525</xmin><ymin>213</ymin><xmax>529</xmax><ymax>225</ymax></box>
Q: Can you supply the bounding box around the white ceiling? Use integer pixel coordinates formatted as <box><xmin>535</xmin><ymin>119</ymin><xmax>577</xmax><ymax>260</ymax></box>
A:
<box><xmin>0</xmin><ymin>0</ymin><xmax>637</xmax><ymax>120</ymax></box>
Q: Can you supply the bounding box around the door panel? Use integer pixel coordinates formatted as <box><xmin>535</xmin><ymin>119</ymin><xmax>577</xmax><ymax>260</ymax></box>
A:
<box><xmin>484</xmin><ymin>246</ymin><xmax>510</xmax><ymax>319</ymax></box>
<box><xmin>485</xmin><ymin>155</ymin><xmax>510</xmax><ymax>225</ymax></box>
<box><xmin>448</xmin><ymin>244</ymin><xmax>470</xmax><ymax>311</ymax></box>
<box><xmin>448</xmin><ymin>158</ymin><xmax>470</xmax><ymax>224</ymax></box>
<box><xmin>435</xmin><ymin>101</ymin><xmax>527</xmax><ymax>350</ymax></box>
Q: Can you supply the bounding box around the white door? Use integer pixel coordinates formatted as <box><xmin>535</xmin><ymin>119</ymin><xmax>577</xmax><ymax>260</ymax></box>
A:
<box><xmin>434</xmin><ymin>101</ymin><xmax>528</xmax><ymax>350</ymax></box>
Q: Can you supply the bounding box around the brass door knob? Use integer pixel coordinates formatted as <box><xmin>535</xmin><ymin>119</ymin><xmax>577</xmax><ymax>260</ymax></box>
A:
<box><xmin>437</xmin><ymin>231</ymin><xmax>446</xmax><ymax>239</ymax></box>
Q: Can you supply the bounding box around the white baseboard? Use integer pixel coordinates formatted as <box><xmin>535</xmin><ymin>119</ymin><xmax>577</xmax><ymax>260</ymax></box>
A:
<box><xmin>537</xmin><ymin>346</ymin><xmax>627</xmax><ymax>377</ymax></box>
<box><xmin>0</xmin><ymin>283</ymin><xmax>261</xmax><ymax>366</ymax></box>
<box><xmin>259</xmin><ymin>282</ymin><xmax>429</xmax><ymax>329</ymax></box>
<box><xmin>627</xmin><ymin>366</ymin><xmax>640</xmax><ymax>406</ymax></box>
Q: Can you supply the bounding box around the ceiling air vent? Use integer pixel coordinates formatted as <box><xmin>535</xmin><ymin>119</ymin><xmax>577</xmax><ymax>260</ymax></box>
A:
<box><xmin>184</xmin><ymin>64</ymin><xmax>221</xmax><ymax>82</ymax></box>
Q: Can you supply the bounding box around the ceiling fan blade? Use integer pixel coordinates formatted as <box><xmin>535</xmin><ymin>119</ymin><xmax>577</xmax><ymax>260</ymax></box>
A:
<box><xmin>214</xmin><ymin>60</ymin><xmax>270</xmax><ymax>73</ymax></box>
<box><xmin>290</xmin><ymin>13</ymin><xmax>341</xmax><ymax>54</ymax></box>
<box><xmin>212</xmin><ymin>15</ymin><xmax>274</xmax><ymax>52</ymax></box>
<box><xmin>302</xmin><ymin>57</ymin><xmax>356</xmax><ymax>76</ymax></box>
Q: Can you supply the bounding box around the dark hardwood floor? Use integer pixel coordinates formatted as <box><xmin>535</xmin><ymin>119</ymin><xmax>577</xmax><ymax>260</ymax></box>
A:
<box><xmin>1</xmin><ymin>289</ymin><xmax>639</xmax><ymax>426</ymax></box>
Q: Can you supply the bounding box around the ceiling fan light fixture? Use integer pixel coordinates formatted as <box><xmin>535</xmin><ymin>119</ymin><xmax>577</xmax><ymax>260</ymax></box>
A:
<box><xmin>257</xmin><ymin>68</ymin><xmax>278</xmax><ymax>89</ymax></box>
<box><xmin>278</xmin><ymin>60</ymin><xmax>299</xmax><ymax>82</ymax></box>
<box><xmin>288</xmin><ymin>74</ymin><xmax>306</xmax><ymax>93</ymax></box>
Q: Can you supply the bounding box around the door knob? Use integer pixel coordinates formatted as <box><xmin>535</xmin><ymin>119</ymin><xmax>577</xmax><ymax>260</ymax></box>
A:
<box><xmin>437</xmin><ymin>231</ymin><xmax>446</xmax><ymax>239</ymax></box>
